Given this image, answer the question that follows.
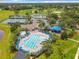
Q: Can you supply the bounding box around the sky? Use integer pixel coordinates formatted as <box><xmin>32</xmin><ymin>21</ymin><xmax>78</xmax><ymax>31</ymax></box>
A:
<box><xmin>0</xmin><ymin>0</ymin><xmax>79</xmax><ymax>3</ymax></box>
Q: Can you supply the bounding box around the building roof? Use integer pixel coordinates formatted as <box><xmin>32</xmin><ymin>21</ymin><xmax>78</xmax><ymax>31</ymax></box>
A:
<box><xmin>31</xmin><ymin>14</ymin><xmax>46</xmax><ymax>19</ymax></box>
<box><xmin>2</xmin><ymin>15</ymin><xmax>28</xmax><ymax>24</ymax></box>
<box><xmin>20</xmin><ymin>31</ymin><xmax>26</xmax><ymax>36</ymax></box>
<box><xmin>9</xmin><ymin>15</ymin><xmax>27</xmax><ymax>19</ymax></box>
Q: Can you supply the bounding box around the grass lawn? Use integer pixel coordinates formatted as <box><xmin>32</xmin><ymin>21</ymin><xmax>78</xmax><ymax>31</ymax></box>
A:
<box><xmin>0</xmin><ymin>10</ymin><xmax>15</xmax><ymax>22</ymax></box>
<box><xmin>0</xmin><ymin>9</ymin><xmax>62</xmax><ymax>23</ymax></box>
<box><xmin>0</xmin><ymin>24</ymin><xmax>77</xmax><ymax>59</ymax></box>
<box><xmin>0</xmin><ymin>24</ymin><xmax>15</xmax><ymax>59</ymax></box>
<box><xmin>0</xmin><ymin>10</ymin><xmax>78</xmax><ymax>59</ymax></box>
<box><xmin>0</xmin><ymin>10</ymin><xmax>32</xmax><ymax>23</ymax></box>
<box><xmin>19</xmin><ymin>10</ymin><xmax>32</xmax><ymax>15</ymax></box>
<box><xmin>37</xmin><ymin>39</ymin><xmax>78</xmax><ymax>59</ymax></box>
<box><xmin>72</xmin><ymin>32</ymin><xmax>79</xmax><ymax>41</ymax></box>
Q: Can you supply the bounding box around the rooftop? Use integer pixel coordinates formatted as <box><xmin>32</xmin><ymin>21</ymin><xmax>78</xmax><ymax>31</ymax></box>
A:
<box><xmin>31</xmin><ymin>14</ymin><xmax>47</xmax><ymax>19</ymax></box>
<box><xmin>2</xmin><ymin>15</ymin><xmax>28</xmax><ymax>24</ymax></box>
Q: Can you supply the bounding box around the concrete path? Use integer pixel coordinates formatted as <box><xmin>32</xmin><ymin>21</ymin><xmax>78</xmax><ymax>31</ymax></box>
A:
<box><xmin>68</xmin><ymin>38</ymin><xmax>79</xmax><ymax>43</ymax></box>
<box><xmin>75</xmin><ymin>48</ymin><xmax>79</xmax><ymax>59</ymax></box>
<box><xmin>68</xmin><ymin>38</ymin><xmax>79</xmax><ymax>59</ymax></box>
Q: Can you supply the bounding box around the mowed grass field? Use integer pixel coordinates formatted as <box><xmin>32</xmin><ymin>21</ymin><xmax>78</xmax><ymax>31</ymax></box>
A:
<box><xmin>0</xmin><ymin>24</ymin><xmax>15</xmax><ymax>59</ymax></box>
<box><xmin>0</xmin><ymin>10</ymin><xmax>32</xmax><ymax>22</ymax></box>
<box><xmin>0</xmin><ymin>10</ymin><xmax>15</xmax><ymax>22</ymax></box>
<box><xmin>37</xmin><ymin>40</ymin><xmax>78</xmax><ymax>59</ymax></box>
<box><xmin>0</xmin><ymin>9</ymin><xmax>62</xmax><ymax>22</ymax></box>
<box><xmin>72</xmin><ymin>32</ymin><xmax>79</xmax><ymax>41</ymax></box>
<box><xmin>0</xmin><ymin>25</ymin><xmax>78</xmax><ymax>59</ymax></box>
<box><xmin>0</xmin><ymin>10</ymin><xmax>78</xmax><ymax>59</ymax></box>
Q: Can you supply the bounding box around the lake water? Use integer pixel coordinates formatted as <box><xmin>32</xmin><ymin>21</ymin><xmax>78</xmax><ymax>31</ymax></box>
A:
<box><xmin>0</xmin><ymin>30</ymin><xmax>4</xmax><ymax>40</ymax></box>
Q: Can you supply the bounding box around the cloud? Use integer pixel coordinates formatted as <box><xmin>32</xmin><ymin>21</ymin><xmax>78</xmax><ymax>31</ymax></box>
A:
<box><xmin>0</xmin><ymin>0</ymin><xmax>79</xmax><ymax>3</ymax></box>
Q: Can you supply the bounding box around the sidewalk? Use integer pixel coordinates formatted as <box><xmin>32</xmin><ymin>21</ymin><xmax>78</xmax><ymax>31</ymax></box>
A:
<box><xmin>75</xmin><ymin>48</ymin><xmax>79</xmax><ymax>59</ymax></box>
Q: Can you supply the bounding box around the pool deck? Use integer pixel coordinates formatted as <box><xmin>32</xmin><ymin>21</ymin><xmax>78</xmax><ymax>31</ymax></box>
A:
<box><xmin>18</xmin><ymin>30</ymin><xmax>49</xmax><ymax>53</ymax></box>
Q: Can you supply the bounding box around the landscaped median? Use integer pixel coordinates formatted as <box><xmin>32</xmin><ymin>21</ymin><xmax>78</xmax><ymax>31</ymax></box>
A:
<box><xmin>0</xmin><ymin>24</ymin><xmax>15</xmax><ymax>59</ymax></box>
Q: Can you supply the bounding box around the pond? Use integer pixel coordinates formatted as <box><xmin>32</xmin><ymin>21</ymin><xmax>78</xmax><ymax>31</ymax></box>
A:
<box><xmin>0</xmin><ymin>30</ymin><xmax>4</xmax><ymax>40</ymax></box>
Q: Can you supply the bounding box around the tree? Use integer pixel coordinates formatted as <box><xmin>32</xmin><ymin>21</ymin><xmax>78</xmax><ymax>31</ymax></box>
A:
<box><xmin>50</xmin><ymin>19</ymin><xmax>56</xmax><ymax>25</ymax></box>
<box><xmin>34</xmin><ymin>10</ymin><xmax>38</xmax><ymax>14</ymax></box>
<box><xmin>49</xmin><ymin>32</ymin><xmax>56</xmax><ymax>43</ymax></box>
<box><xmin>59</xmin><ymin>9</ymin><xmax>77</xmax><ymax>28</ymax></box>
<box><xmin>10</xmin><ymin>45</ymin><xmax>18</xmax><ymax>53</ymax></box>
<box><xmin>66</xmin><ymin>28</ymin><xmax>75</xmax><ymax>38</ymax></box>
<box><xmin>11</xmin><ymin>22</ymin><xmax>21</xmax><ymax>32</ymax></box>
<box><xmin>9</xmin><ymin>35</ymin><xmax>18</xmax><ymax>53</ymax></box>
<box><xmin>52</xmin><ymin>33</ymin><xmax>60</xmax><ymax>41</ymax></box>
<box><xmin>47</xmin><ymin>13</ymin><xmax>58</xmax><ymax>20</ymax></box>
<box><xmin>38</xmin><ymin>20</ymin><xmax>45</xmax><ymax>29</ymax></box>
<box><xmin>14</xmin><ymin>10</ymin><xmax>19</xmax><ymax>15</ymax></box>
<box><xmin>43</xmin><ymin>40</ymin><xmax>53</xmax><ymax>57</ymax></box>
<box><xmin>61</xmin><ymin>30</ymin><xmax>68</xmax><ymax>40</ymax></box>
<box><xmin>24</xmin><ymin>52</ymin><xmax>31</xmax><ymax>59</ymax></box>
<box><xmin>25</xmin><ymin>13</ymin><xmax>31</xmax><ymax>23</ymax></box>
<box><xmin>57</xmin><ymin>47</ymin><xmax>65</xmax><ymax>59</ymax></box>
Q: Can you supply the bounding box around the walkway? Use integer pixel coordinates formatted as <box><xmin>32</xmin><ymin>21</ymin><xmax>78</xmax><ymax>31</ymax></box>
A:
<box><xmin>68</xmin><ymin>38</ymin><xmax>79</xmax><ymax>43</ymax></box>
<box><xmin>68</xmin><ymin>38</ymin><xmax>79</xmax><ymax>59</ymax></box>
<box><xmin>75</xmin><ymin>48</ymin><xmax>79</xmax><ymax>59</ymax></box>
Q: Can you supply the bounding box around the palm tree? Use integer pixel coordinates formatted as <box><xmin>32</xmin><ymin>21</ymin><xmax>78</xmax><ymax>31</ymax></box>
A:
<box><xmin>24</xmin><ymin>52</ymin><xmax>31</xmax><ymax>59</ymax></box>
<box><xmin>14</xmin><ymin>10</ymin><xmax>19</xmax><ymax>15</ymax></box>
<box><xmin>49</xmin><ymin>32</ymin><xmax>56</xmax><ymax>43</ymax></box>
<box><xmin>38</xmin><ymin>20</ymin><xmax>45</xmax><ymax>29</ymax></box>
<box><xmin>34</xmin><ymin>10</ymin><xmax>38</xmax><ymax>14</ymax></box>
<box><xmin>57</xmin><ymin>47</ymin><xmax>65</xmax><ymax>59</ymax></box>
<box><xmin>11</xmin><ymin>22</ymin><xmax>21</xmax><ymax>32</ymax></box>
<box><xmin>25</xmin><ymin>13</ymin><xmax>31</xmax><ymax>23</ymax></box>
<box><xmin>43</xmin><ymin>40</ymin><xmax>53</xmax><ymax>57</ymax></box>
<box><xmin>10</xmin><ymin>45</ymin><xmax>18</xmax><ymax>53</ymax></box>
<box><xmin>9</xmin><ymin>37</ymin><xmax>18</xmax><ymax>53</ymax></box>
<box><xmin>61</xmin><ymin>30</ymin><xmax>68</xmax><ymax>40</ymax></box>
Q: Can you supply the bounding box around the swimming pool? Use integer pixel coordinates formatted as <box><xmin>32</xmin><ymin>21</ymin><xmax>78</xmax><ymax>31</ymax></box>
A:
<box><xmin>16</xmin><ymin>31</ymin><xmax>49</xmax><ymax>54</ymax></box>
<box><xmin>24</xmin><ymin>34</ymin><xmax>46</xmax><ymax>49</ymax></box>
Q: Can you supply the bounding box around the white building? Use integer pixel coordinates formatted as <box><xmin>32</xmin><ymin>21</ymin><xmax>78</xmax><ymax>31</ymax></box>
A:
<box><xmin>31</xmin><ymin>14</ymin><xmax>47</xmax><ymax>21</ymax></box>
<box><xmin>20</xmin><ymin>31</ymin><xmax>26</xmax><ymax>38</ymax></box>
<box><xmin>2</xmin><ymin>15</ymin><xmax>28</xmax><ymax>24</ymax></box>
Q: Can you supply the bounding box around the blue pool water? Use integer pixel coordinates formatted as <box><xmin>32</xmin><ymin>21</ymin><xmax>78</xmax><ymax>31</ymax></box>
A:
<box><xmin>16</xmin><ymin>32</ymin><xmax>49</xmax><ymax>51</ymax></box>
<box><xmin>16</xmin><ymin>38</ymin><xmax>22</xmax><ymax>49</ymax></box>
<box><xmin>50</xmin><ymin>26</ymin><xmax>62</xmax><ymax>31</ymax></box>
<box><xmin>24</xmin><ymin>34</ymin><xmax>43</xmax><ymax>48</ymax></box>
